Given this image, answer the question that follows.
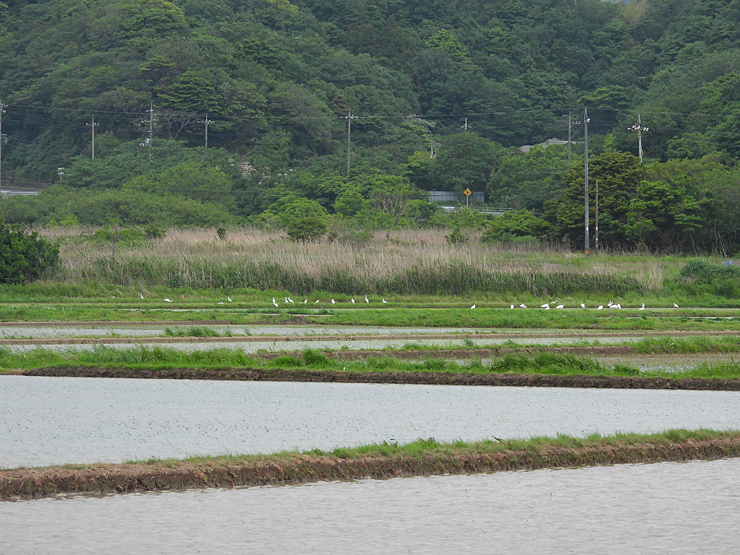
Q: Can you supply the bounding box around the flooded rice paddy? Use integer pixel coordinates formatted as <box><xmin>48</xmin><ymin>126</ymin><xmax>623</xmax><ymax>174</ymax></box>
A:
<box><xmin>2</xmin><ymin>458</ymin><xmax>739</xmax><ymax>553</ymax></box>
<box><xmin>2</xmin><ymin>376</ymin><xmax>739</xmax><ymax>469</ymax></box>
<box><xmin>0</xmin><ymin>325</ymin><xmax>501</xmax><ymax>339</ymax></box>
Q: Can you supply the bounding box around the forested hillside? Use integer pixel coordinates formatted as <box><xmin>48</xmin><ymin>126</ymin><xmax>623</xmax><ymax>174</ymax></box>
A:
<box><xmin>1</xmin><ymin>0</ymin><xmax>740</xmax><ymax>253</ymax></box>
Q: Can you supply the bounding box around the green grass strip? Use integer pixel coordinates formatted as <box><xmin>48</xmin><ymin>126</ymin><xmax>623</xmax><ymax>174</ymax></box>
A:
<box><xmin>5</xmin><ymin>345</ymin><xmax>740</xmax><ymax>381</ymax></box>
<box><xmin>3</xmin><ymin>429</ymin><xmax>739</xmax><ymax>498</ymax></box>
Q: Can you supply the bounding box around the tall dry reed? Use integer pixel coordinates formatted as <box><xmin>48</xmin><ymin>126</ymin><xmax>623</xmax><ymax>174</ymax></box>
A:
<box><xmin>47</xmin><ymin>227</ymin><xmax>670</xmax><ymax>295</ymax></box>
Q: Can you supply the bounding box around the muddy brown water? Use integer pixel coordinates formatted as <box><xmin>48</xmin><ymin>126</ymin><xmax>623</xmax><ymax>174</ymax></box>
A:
<box><xmin>2</xmin><ymin>458</ymin><xmax>739</xmax><ymax>553</ymax></box>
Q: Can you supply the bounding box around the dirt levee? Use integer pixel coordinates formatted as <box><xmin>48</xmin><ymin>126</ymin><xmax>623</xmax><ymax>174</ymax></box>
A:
<box><xmin>22</xmin><ymin>366</ymin><xmax>740</xmax><ymax>391</ymax></box>
<box><xmin>3</xmin><ymin>437</ymin><xmax>739</xmax><ymax>500</ymax></box>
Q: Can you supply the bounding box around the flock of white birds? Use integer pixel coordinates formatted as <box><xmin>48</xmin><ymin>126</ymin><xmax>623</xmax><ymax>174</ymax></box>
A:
<box><xmin>149</xmin><ymin>295</ymin><xmax>681</xmax><ymax>310</ymax></box>
<box><xmin>269</xmin><ymin>295</ymin><xmax>387</xmax><ymax>307</ymax></box>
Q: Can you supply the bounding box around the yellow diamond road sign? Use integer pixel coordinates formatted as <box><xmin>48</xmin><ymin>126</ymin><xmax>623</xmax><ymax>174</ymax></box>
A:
<box><xmin>464</xmin><ymin>188</ymin><xmax>472</xmax><ymax>197</ymax></box>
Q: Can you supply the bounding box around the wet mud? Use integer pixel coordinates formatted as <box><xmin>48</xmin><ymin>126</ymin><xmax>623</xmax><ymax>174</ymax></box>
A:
<box><xmin>21</xmin><ymin>366</ymin><xmax>740</xmax><ymax>390</ymax></box>
<box><xmin>3</xmin><ymin>438</ymin><xmax>739</xmax><ymax>500</ymax></box>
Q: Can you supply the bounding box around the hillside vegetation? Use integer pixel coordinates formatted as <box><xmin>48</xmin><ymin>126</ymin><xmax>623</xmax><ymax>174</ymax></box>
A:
<box><xmin>2</xmin><ymin>0</ymin><xmax>740</xmax><ymax>253</ymax></box>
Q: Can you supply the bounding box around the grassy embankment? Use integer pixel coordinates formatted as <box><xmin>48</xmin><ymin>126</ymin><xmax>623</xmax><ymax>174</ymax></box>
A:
<box><xmin>3</xmin><ymin>429</ymin><xmax>739</xmax><ymax>499</ymax></box>
<box><xmin>6</xmin><ymin>344</ymin><xmax>740</xmax><ymax>383</ymax></box>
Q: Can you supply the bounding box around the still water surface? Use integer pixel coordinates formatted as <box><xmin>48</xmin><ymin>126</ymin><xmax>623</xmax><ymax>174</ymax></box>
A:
<box><xmin>2</xmin><ymin>458</ymin><xmax>739</xmax><ymax>553</ymax></box>
<box><xmin>2</xmin><ymin>376</ymin><xmax>739</xmax><ymax>468</ymax></box>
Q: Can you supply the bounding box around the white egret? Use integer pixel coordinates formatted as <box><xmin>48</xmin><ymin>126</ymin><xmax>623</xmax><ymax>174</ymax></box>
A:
<box><xmin>639</xmin><ymin>303</ymin><xmax>645</xmax><ymax>311</ymax></box>
<box><xmin>520</xmin><ymin>304</ymin><xmax>527</xmax><ymax>309</ymax></box>
<box><xmin>365</xmin><ymin>295</ymin><xmax>369</xmax><ymax>303</ymax></box>
<box><xmin>351</xmin><ymin>299</ymin><xmax>355</xmax><ymax>304</ymax></box>
<box><xmin>382</xmin><ymin>299</ymin><xmax>387</xmax><ymax>304</ymax></box>
<box><xmin>218</xmin><ymin>302</ymin><xmax>224</xmax><ymax>305</ymax></box>
<box><xmin>673</xmin><ymin>302</ymin><xmax>679</xmax><ymax>308</ymax></box>
<box><xmin>581</xmin><ymin>303</ymin><xmax>586</xmax><ymax>309</ymax></box>
<box><xmin>556</xmin><ymin>305</ymin><xmax>564</xmax><ymax>309</ymax></box>
<box><xmin>544</xmin><ymin>305</ymin><xmax>550</xmax><ymax>310</ymax></box>
<box><xmin>541</xmin><ymin>303</ymin><xmax>549</xmax><ymax>308</ymax></box>
<box><xmin>164</xmin><ymin>298</ymin><xmax>173</xmax><ymax>303</ymax></box>
<box><xmin>303</xmin><ymin>299</ymin><xmax>307</xmax><ymax>304</ymax></box>
<box><xmin>227</xmin><ymin>296</ymin><xmax>232</xmax><ymax>302</ymax></box>
<box><xmin>597</xmin><ymin>305</ymin><xmax>603</xmax><ymax>310</ymax></box>
<box><xmin>471</xmin><ymin>304</ymin><xmax>476</xmax><ymax>309</ymax></box>
<box><xmin>607</xmin><ymin>300</ymin><xmax>613</xmax><ymax>307</ymax></box>
<box><xmin>140</xmin><ymin>293</ymin><xmax>144</xmax><ymax>300</ymax></box>
<box><xmin>315</xmin><ymin>300</ymin><xmax>319</xmax><ymax>303</ymax></box>
<box><xmin>511</xmin><ymin>305</ymin><xmax>515</xmax><ymax>309</ymax></box>
<box><xmin>288</xmin><ymin>297</ymin><xmax>294</xmax><ymax>304</ymax></box>
<box><xmin>331</xmin><ymin>299</ymin><xmax>335</xmax><ymax>304</ymax></box>
<box><xmin>273</xmin><ymin>300</ymin><xmax>278</xmax><ymax>308</ymax></box>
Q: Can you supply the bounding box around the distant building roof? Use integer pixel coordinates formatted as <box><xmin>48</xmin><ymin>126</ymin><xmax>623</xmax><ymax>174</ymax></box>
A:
<box><xmin>519</xmin><ymin>138</ymin><xmax>572</xmax><ymax>153</ymax></box>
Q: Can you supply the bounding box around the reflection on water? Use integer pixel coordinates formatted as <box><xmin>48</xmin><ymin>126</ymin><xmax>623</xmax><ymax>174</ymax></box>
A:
<box><xmin>2</xmin><ymin>376</ymin><xmax>739</xmax><ymax>468</ymax></box>
<box><xmin>2</xmin><ymin>458</ymin><xmax>739</xmax><ymax>554</ymax></box>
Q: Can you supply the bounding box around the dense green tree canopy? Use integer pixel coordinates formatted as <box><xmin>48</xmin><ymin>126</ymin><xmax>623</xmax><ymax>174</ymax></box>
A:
<box><xmin>2</xmin><ymin>0</ymin><xmax>740</xmax><ymax>253</ymax></box>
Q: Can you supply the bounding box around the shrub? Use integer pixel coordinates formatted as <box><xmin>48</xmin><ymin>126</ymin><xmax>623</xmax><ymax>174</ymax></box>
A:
<box><xmin>143</xmin><ymin>223</ymin><xmax>167</xmax><ymax>240</ymax></box>
<box><xmin>0</xmin><ymin>218</ymin><xmax>60</xmax><ymax>284</ymax></box>
<box><xmin>446</xmin><ymin>226</ymin><xmax>469</xmax><ymax>244</ymax></box>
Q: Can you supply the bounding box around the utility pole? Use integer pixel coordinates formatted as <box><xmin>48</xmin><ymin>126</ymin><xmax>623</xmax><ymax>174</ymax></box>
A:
<box><xmin>199</xmin><ymin>113</ymin><xmax>212</xmax><ymax>149</ymax></box>
<box><xmin>140</xmin><ymin>103</ymin><xmax>154</xmax><ymax>158</ymax></box>
<box><xmin>567</xmin><ymin>111</ymin><xmax>581</xmax><ymax>165</ymax></box>
<box><xmin>86</xmin><ymin>115</ymin><xmax>99</xmax><ymax>159</ymax></box>
<box><xmin>595</xmin><ymin>180</ymin><xmax>600</xmax><ymax>251</ymax></box>
<box><xmin>584</xmin><ymin>108</ymin><xmax>590</xmax><ymax>256</ymax></box>
<box><xmin>340</xmin><ymin>110</ymin><xmax>356</xmax><ymax>179</ymax></box>
<box><xmin>627</xmin><ymin>113</ymin><xmax>649</xmax><ymax>162</ymax></box>
<box><xmin>0</xmin><ymin>99</ymin><xmax>6</xmax><ymax>194</ymax></box>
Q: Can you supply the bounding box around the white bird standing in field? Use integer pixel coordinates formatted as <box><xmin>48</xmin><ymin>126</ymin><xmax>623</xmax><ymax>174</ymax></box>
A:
<box><xmin>164</xmin><ymin>298</ymin><xmax>173</xmax><ymax>303</ymax></box>
<box><xmin>218</xmin><ymin>302</ymin><xmax>224</xmax><ymax>305</ymax></box>
<box><xmin>541</xmin><ymin>303</ymin><xmax>549</xmax><ymax>308</ymax></box>
<box><xmin>351</xmin><ymin>298</ymin><xmax>355</xmax><ymax>304</ymax></box>
<box><xmin>607</xmin><ymin>300</ymin><xmax>613</xmax><ymax>307</ymax></box>
<box><xmin>315</xmin><ymin>299</ymin><xmax>319</xmax><ymax>304</ymax></box>
<box><xmin>382</xmin><ymin>299</ymin><xmax>387</xmax><ymax>304</ymax></box>
<box><xmin>511</xmin><ymin>304</ymin><xmax>515</xmax><ymax>309</ymax></box>
<box><xmin>140</xmin><ymin>293</ymin><xmax>144</xmax><ymax>299</ymax></box>
<box><xmin>597</xmin><ymin>305</ymin><xmax>603</xmax><ymax>310</ymax></box>
<box><xmin>556</xmin><ymin>305</ymin><xmax>564</xmax><ymax>309</ymax></box>
<box><xmin>273</xmin><ymin>300</ymin><xmax>279</xmax><ymax>308</ymax></box>
<box><xmin>288</xmin><ymin>297</ymin><xmax>294</xmax><ymax>304</ymax></box>
<box><xmin>640</xmin><ymin>303</ymin><xmax>645</xmax><ymax>310</ymax></box>
<box><xmin>544</xmin><ymin>305</ymin><xmax>550</xmax><ymax>310</ymax></box>
<box><xmin>674</xmin><ymin>302</ymin><xmax>679</xmax><ymax>308</ymax></box>
<box><xmin>303</xmin><ymin>299</ymin><xmax>307</xmax><ymax>304</ymax></box>
<box><xmin>471</xmin><ymin>304</ymin><xmax>476</xmax><ymax>309</ymax></box>
<box><xmin>581</xmin><ymin>303</ymin><xmax>586</xmax><ymax>309</ymax></box>
<box><xmin>331</xmin><ymin>299</ymin><xmax>335</xmax><ymax>304</ymax></box>
<box><xmin>520</xmin><ymin>304</ymin><xmax>527</xmax><ymax>309</ymax></box>
<box><xmin>365</xmin><ymin>295</ymin><xmax>369</xmax><ymax>303</ymax></box>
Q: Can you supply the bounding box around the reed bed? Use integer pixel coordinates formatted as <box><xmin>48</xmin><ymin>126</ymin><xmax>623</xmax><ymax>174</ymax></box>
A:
<box><xmin>44</xmin><ymin>227</ymin><xmax>676</xmax><ymax>295</ymax></box>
